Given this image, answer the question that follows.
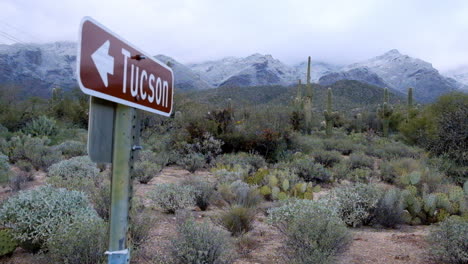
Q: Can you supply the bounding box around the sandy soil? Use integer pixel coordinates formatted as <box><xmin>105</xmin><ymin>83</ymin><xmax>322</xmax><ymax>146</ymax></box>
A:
<box><xmin>0</xmin><ymin>166</ymin><xmax>436</xmax><ymax>264</ymax></box>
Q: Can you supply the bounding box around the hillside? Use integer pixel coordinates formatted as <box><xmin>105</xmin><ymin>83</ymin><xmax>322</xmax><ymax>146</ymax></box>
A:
<box><xmin>184</xmin><ymin>79</ymin><xmax>403</xmax><ymax>113</ymax></box>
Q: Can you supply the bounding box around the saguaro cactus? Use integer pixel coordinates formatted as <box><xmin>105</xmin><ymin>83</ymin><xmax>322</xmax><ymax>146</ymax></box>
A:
<box><xmin>406</xmin><ymin>87</ymin><xmax>413</xmax><ymax>122</ymax></box>
<box><xmin>303</xmin><ymin>56</ymin><xmax>313</xmax><ymax>133</ymax></box>
<box><xmin>323</xmin><ymin>87</ymin><xmax>333</xmax><ymax>136</ymax></box>
<box><xmin>378</xmin><ymin>88</ymin><xmax>393</xmax><ymax>137</ymax></box>
<box><xmin>356</xmin><ymin>113</ymin><xmax>363</xmax><ymax>133</ymax></box>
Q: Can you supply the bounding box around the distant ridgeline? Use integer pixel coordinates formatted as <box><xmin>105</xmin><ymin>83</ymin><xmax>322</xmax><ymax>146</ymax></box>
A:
<box><xmin>0</xmin><ymin>42</ymin><xmax>465</xmax><ymax>102</ymax></box>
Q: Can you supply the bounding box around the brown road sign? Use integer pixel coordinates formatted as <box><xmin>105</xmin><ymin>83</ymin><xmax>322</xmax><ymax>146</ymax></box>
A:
<box><xmin>77</xmin><ymin>17</ymin><xmax>174</xmax><ymax>116</ymax></box>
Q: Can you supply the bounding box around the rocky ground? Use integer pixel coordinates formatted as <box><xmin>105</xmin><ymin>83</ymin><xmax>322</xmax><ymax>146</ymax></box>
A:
<box><xmin>0</xmin><ymin>166</ymin><xmax>436</xmax><ymax>264</ymax></box>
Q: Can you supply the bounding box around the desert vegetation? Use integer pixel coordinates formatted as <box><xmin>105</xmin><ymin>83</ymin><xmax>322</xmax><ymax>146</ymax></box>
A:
<box><xmin>0</xmin><ymin>69</ymin><xmax>466</xmax><ymax>264</ymax></box>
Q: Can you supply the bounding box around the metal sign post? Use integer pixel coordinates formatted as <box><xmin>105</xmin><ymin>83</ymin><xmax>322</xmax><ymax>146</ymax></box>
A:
<box><xmin>105</xmin><ymin>104</ymin><xmax>135</xmax><ymax>263</ymax></box>
<box><xmin>77</xmin><ymin>16</ymin><xmax>174</xmax><ymax>264</ymax></box>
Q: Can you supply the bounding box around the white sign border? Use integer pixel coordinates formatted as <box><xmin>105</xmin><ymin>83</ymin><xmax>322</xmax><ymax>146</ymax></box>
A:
<box><xmin>77</xmin><ymin>16</ymin><xmax>174</xmax><ymax>117</ymax></box>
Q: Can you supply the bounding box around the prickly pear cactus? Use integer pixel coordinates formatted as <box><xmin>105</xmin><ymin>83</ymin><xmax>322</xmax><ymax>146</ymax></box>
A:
<box><xmin>0</xmin><ymin>229</ymin><xmax>17</xmax><ymax>257</ymax></box>
<box><xmin>271</xmin><ymin>187</ymin><xmax>280</xmax><ymax>200</ymax></box>
<box><xmin>282</xmin><ymin>179</ymin><xmax>289</xmax><ymax>192</ymax></box>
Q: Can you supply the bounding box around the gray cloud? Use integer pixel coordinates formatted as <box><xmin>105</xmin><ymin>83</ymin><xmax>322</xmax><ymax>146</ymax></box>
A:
<box><xmin>1</xmin><ymin>0</ymin><xmax>467</xmax><ymax>71</ymax></box>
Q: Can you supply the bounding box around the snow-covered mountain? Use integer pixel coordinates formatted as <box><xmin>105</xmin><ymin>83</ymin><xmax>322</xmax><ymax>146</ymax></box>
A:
<box><xmin>318</xmin><ymin>67</ymin><xmax>391</xmax><ymax>88</ymax></box>
<box><xmin>155</xmin><ymin>55</ymin><xmax>213</xmax><ymax>90</ymax></box>
<box><xmin>0</xmin><ymin>42</ymin><xmax>77</xmax><ymax>96</ymax></box>
<box><xmin>444</xmin><ymin>65</ymin><xmax>468</xmax><ymax>91</ymax></box>
<box><xmin>189</xmin><ymin>54</ymin><xmax>298</xmax><ymax>87</ymax></box>
<box><xmin>340</xmin><ymin>49</ymin><xmax>460</xmax><ymax>102</ymax></box>
<box><xmin>294</xmin><ymin>61</ymin><xmax>342</xmax><ymax>83</ymax></box>
<box><xmin>0</xmin><ymin>42</ymin><xmax>464</xmax><ymax>102</ymax></box>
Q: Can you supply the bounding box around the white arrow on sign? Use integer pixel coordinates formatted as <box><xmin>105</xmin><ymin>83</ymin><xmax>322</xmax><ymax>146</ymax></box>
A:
<box><xmin>91</xmin><ymin>40</ymin><xmax>114</xmax><ymax>87</ymax></box>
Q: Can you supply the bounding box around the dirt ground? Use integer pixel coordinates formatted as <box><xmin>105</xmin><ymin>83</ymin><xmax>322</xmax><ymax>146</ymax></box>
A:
<box><xmin>0</xmin><ymin>166</ymin><xmax>436</xmax><ymax>264</ymax></box>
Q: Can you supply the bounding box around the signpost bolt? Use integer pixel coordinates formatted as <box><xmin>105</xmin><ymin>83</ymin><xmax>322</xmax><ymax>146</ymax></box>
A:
<box><xmin>131</xmin><ymin>145</ymin><xmax>143</xmax><ymax>151</ymax></box>
<box><xmin>134</xmin><ymin>55</ymin><xmax>146</xmax><ymax>60</ymax></box>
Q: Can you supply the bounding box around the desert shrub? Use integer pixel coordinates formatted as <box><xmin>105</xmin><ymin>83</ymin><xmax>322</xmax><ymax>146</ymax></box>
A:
<box><xmin>133</xmin><ymin>150</ymin><xmax>162</xmax><ymax>183</ymax></box>
<box><xmin>175</xmin><ymin>132</ymin><xmax>223</xmax><ymax>165</ymax></box>
<box><xmin>129</xmin><ymin>199</ymin><xmax>154</xmax><ymax>249</ymax></box>
<box><xmin>48</xmin><ymin>156</ymin><xmax>99</xmax><ymax>179</ymax></box>
<box><xmin>171</xmin><ymin>218</ymin><xmax>235</xmax><ymax>264</ymax></box>
<box><xmin>0</xmin><ymin>153</ymin><xmax>10</xmax><ymax>185</ymax></box>
<box><xmin>150</xmin><ymin>184</ymin><xmax>195</xmax><ymax>213</ymax></box>
<box><xmin>428</xmin><ymin>156</ymin><xmax>467</xmax><ymax>185</ymax></box>
<box><xmin>8</xmin><ymin>135</ymin><xmax>61</xmax><ymax>170</ymax></box>
<box><xmin>332</xmin><ymin>162</ymin><xmax>350</xmax><ymax>182</ymax></box>
<box><xmin>184</xmin><ymin>179</ymin><xmax>216</xmax><ymax>211</ymax></box>
<box><xmin>212</xmin><ymin>165</ymin><xmax>249</xmax><ymax>185</ymax></box>
<box><xmin>15</xmin><ymin>160</ymin><xmax>34</xmax><ymax>181</ymax></box>
<box><xmin>373</xmin><ymin>188</ymin><xmax>404</xmax><ymax>228</ymax></box>
<box><xmin>53</xmin><ymin>140</ymin><xmax>86</xmax><ymax>158</ymax></box>
<box><xmin>311</xmin><ymin>150</ymin><xmax>342</xmax><ymax>168</ymax></box>
<box><xmin>348</xmin><ymin>152</ymin><xmax>374</xmax><ymax>170</ymax></box>
<box><xmin>324</xmin><ymin>183</ymin><xmax>382</xmax><ymax>227</ymax></box>
<box><xmin>89</xmin><ymin>179</ymin><xmax>111</xmax><ymax>220</ymax></box>
<box><xmin>268</xmin><ymin>199</ymin><xmax>351</xmax><ymax>264</ymax></box>
<box><xmin>0</xmin><ymin>186</ymin><xmax>98</xmax><ymax>251</ymax></box>
<box><xmin>9</xmin><ymin>171</ymin><xmax>28</xmax><ymax>192</ymax></box>
<box><xmin>177</xmin><ymin>152</ymin><xmax>206</xmax><ymax>173</ymax></box>
<box><xmin>323</xmin><ymin>138</ymin><xmax>362</xmax><ymax>155</ymax></box>
<box><xmin>428</xmin><ymin>94</ymin><xmax>468</xmax><ymax>166</ymax></box>
<box><xmin>219</xmin><ymin>206</ymin><xmax>255</xmax><ymax>236</ymax></box>
<box><xmin>288</xmin><ymin>155</ymin><xmax>331</xmax><ymax>183</ymax></box>
<box><xmin>367</xmin><ymin>142</ymin><xmax>420</xmax><ymax>160</ymax></box>
<box><xmin>290</xmin><ymin>134</ymin><xmax>325</xmax><ymax>154</ymax></box>
<box><xmin>22</xmin><ymin>115</ymin><xmax>58</xmax><ymax>137</ymax></box>
<box><xmin>428</xmin><ymin>216</ymin><xmax>468</xmax><ymax>264</ymax></box>
<box><xmin>214</xmin><ymin>152</ymin><xmax>266</xmax><ymax>172</ymax></box>
<box><xmin>219</xmin><ymin>180</ymin><xmax>262</xmax><ymax>208</ymax></box>
<box><xmin>47</xmin><ymin>156</ymin><xmax>100</xmax><ymax>192</ymax></box>
<box><xmin>46</xmin><ymin>214</ymin><xmax>107</xmax><ymax>264</ymax></box>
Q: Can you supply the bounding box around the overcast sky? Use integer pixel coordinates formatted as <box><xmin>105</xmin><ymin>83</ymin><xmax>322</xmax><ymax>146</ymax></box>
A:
<box><xmin>1</xmin><ymin>0</ymin><xmax>467</xmax><ymax>71</ymax></box>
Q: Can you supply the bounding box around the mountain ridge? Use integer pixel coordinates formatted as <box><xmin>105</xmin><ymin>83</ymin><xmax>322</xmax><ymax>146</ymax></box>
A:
<box><xmin>0</xmin><ymin>42</ymin><xmax>464</xmax><ymax>102</ymax></box>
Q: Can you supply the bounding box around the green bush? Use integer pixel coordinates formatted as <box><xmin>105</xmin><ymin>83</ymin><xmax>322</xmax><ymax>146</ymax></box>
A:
<box><xmin>89</xmin><ymin>179</ymin><xmax>111</xmax><ymax>220</ymax></box>
<box><xmin>129</xmin><ymin>199</ymin><xmax>154</xmax><ymax>249</ymax></box>
<box><xmin>150</xmin><ymin>184</ymin><xmax>195</xmax><ymax>213</ymax></box>
<box><xmin>22</xmin><ymin>115</ymin><xmax>58</xmax><ymax>137</ymax></box>
<box><xmin>212</xmin><ymin>165</ymin><xmax>249</xmax><ymax>185</ymax></box>
<box><xmin>367</xmin><ymin>142</ymin><xmax>420</xmax><ymax>160</ymax></box>
<box><xmin>268</xmin><ymin>199</ymin><xmax>351</xmax><ymax>264</ymax></box>
<box><xmin>311</xmin><ymin>150</ymin><xmax>342</xmax><ymax>168</ymax></box>
<box><xmin>53</xmin><ymin>140</ymin><xmax>87</xmax><ymax>158</ymax></box>
<box><xmin>219</xmin><ymin>206</ymin><xmax>255</xmax><ymax>236</ymax></box>
<box><xmin>47</xmin><ymin>156</ymin><xmax>100</xmax><ymax>192</ymax></box>
<box><xmin>7</xmin><ymin>135</ymin><xmax>61</xmax><ymax>170</ymax></box>
<box><xmin>15</xmin><ymin>159</ymin><xmax>34</xmax><ymax>181</ymax></box>
<box><xmin>323</xmin><ymin>138</ymin><xmax>362</xmax><ymax>155</ymax></box>
<box><xmin>9</xmin><ymin>170</ymin><xmax>28</xmax><ymax>192</ymax></box>
<box><xmin>323</xmin><ymin>183</ymin><xmax>382</xmax><ymax>227</ymax></box>
<box><xmin>171</xmin><ymin>218</ymin><xmax>235</xmax><ymax>264</ymax></box>
<box><xmin>0</xmin><ymin>186</ymin><xmax>98</xmax><ymax>251</ymax></box>
<box><xmin>184</xmin><ymin>179</ymin><xmax>216</xmax><ymax>211</ymax></box>
<box><xmin>177</xmin><ymin>152</ymin><xmax>205</xmax><ymax>173</ymax></box>
<box><xmin>348</xmin><ymin>152</ymin><xmax>374</xmax><ymax>170</ymax></box>
<box><xmin>132</xmin><ymin>150</ymin><xmax>162</xmax><ymax>184</ymax></box>
<box><xmin>288</xmin><ymin>155</ymin><xmax>331</xmax><ymax>183</ymax></box>
<box><xmin>428</xmin><ymin>216</ymin><xmax>468</xmax><ymax>264</ymax></box>
<box><xmin>46</xmin><ymin>214</ymin><xmax>107</xmax><ymax>264</ymax></box>
<box><xmin>214</xmin><ymin>152</ymin><xmax>266</xmax><ymax>172</ymax></box>
<box><xmin>219</xmin><ymin>180</ymin><xmax>262</xmax><ymax>208</ymax></box>
<box><xmin>0</xmin><ymin>153</ymin><xmax>10</xmax><ymax>186</ymax></box>
<box><xmin>373</xmin><ymin>188</ymin><xmax>404</xmax><ymax>228</ymax></box>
